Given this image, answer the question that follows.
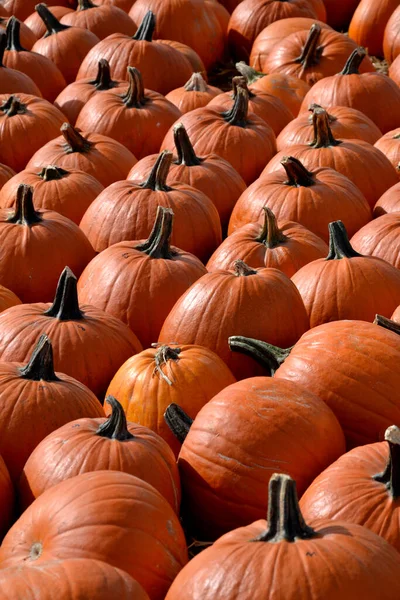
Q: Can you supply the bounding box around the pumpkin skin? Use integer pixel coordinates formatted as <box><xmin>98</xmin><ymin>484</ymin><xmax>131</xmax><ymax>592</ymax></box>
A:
<box><xmin>0</xmin><ymin>470</ymin><xmax>188</xmax><ymax>600</ymax></box>
<box><xmin>0</xmin><ymin>455</ymin><xmax>13</xmax><ymax>540</ymax></box>
<box><xmin>0</xmin><ymin>268</ymin><xmax>142</xmax><ymax>399</ymax></box>
<box><xmin>1</xmin><ymin>0</ymin><xmax>72</xmax><ymax>21</ymax></box>
<box><xmin>80</xmin><ymin>151</ymin><xmax>222</xmax><ymax>262</ymax></box>
<box><xmin>26</xmin><ymin>123</ymin><xmax>137</xmax><ymax>188</ymax></box>
<box><xmin>0</xmin><ymin>166</ymin><xmax>104</xmax><ymax>225</ymax></box>
<box><xmin>0</xmin><ymin>33</ymin><xmax>42</xmax><ymax>96</ymax></box>
<box><xmin>107</xmin><ymin>344</ymin><xmax>236</xmax><ymax>457</ymax></box>
<box><xmin>0</xmin><ymin>162</ymin><xmax>14</xmax><ymax>188</ymax></box>
<box><xmin>277</xmin><ymin>105</ymin><xmax>383</xmax><ymax>150</ymax></box>
<box><xmin>171</xmin><ymin>378</ymin><xmax>344</xmax><ymax>539</ymax></box>
<box><xmin>323</xmin><ymin>0</ymin><xmax>359</xmax><ymax>30</ymax></box>
<box><xmin>291</xmin><ymin>220</ymin><xmax>400</xmax><ymax>328</ymax></box>
<box><xmin>374</xmin><ymin>182</ymin><xmax>400</xmax><ymax>216</ymax></box>
<box><xmin>384</xmin><ymin>5</ymin><xmax>400</xmax><ymax>63</ymax></box>
<box><xmin>60</xmin><ymin>0</ymin><xmax>136</xmax><ymax>40</ymax></box>
<box><xmin>351</xmin><ymin>213</ymin><xmax>400</xmax><ymax>268</ymax></box>
<box><xmin>159</xmin><ymin>39</ymin><xmax>206</xmax><ymax>75</ymax></box>
<box><xmin>0</xmin><ymin>559</ymin><xmax>150</xmax><ymax>600</ymax></box>
<box><xmin>374</xmin><ymin>128</ymin><xmax>400</xmax><ymax>179</ymax></box>
<box><xmin>76</xmin><ymin>67</ymin><xmax>181</xmax><ymax>160</ymax></box>
<box><xmin>165</xmin><ymin>473</ymin><xmax>400</xmax><ymax>600</ymax></box>
<box><xmin>166</xmin><ymin>72</ymin><xmax>222</xmax><ymax>114</ymax></box>
<box><xmin>393</xmin><ymin>306</ymin><xmax>400</xmax><ymax>322</ymax></box>
<box><xmin>348</xmin><ymin>0</ymin><xmax>398</xmax><ymax>58</ymax></box>
<box><xmin>19</xmin><ymin>396</ymin><xmax>181</xmax><ymax>513</ymax></box>
<box><xmin>0</xmin><ymin>334</ymin><xmax>104</xmax><ymax>482</ymax></box>
<box><xmin>228</xmin><ymin>157</ymin><xmax>371</xmax><ymax>242</ymax></box>
<box><xmin>24</xmin><ymin>6</ymin><xmax>74</xmax><ymax>39</ymax></box>
<box><xmin>94</xmin><ymin>0</ymin><xmax>132</xmax><ymax>11</ymax></box>
<box><xmin>0</xmin><ymin>284</ymin><xmax>20</xmax><ymax>313</ymax></box>
<box><xmin>159</xmin><ymin>262</ymin><xmax>309</xmax><ymax>380</ymax></box>
<box><xmin>207</xmin><ymin>207</ymin><xmax>328</xmax><ymax>276</ymax></box>
<box><xmin>0</xmin><ymin>16</ymin><xmax>37</xmax><ymax>50</ymax></box>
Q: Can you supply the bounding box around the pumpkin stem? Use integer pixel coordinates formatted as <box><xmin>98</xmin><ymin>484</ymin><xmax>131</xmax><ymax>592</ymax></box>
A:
<box><xmin>235</xmin><ymin>61</ymin><xmax>265</xmax><ymax>85</ymax></box>
<box><xmin>19</xmin><ymin>334</ymin><xmax>59</xmax><ymax>381</ymax></box>
<box><xmin>281</xmin><ymin>156</ymin><xmax>315</xmax><ymax>187</ymax></box>
<box><xmin>310</xmin><ymin>106</ymin><xmax>340</xmax><ymax>148</ymax></box>
<box><xmin>0</xmin><ymin>32</ymin><xmax>6</xmax><ymax>67</ymax></box>
<box><xmin>164</xmin><ymin>403</ymin><xmax>193</xmax><ymax>443</ymax></box>
<box><xmin>152</xmin><ymin>343</ymin><xmax>181</xmax><ymax>385</ymax></box>
<box><xmin>223</xmin><ymin>87</ymin><xmax>249</xmax><ymax>127</ymax></box>
<box><xmin>295</xmin><ymin>23</ymin><xmax>322</xmax><ymax>68</ymax></box>
<box><xmin>7</xmin><ymin>184</ymin><xmax>42</xmax><ymax>225</ymax></box>
<box><xmin>44</xmin><ymin>267</ymin><xmax>84</xmax><ymax>321</ymax></box>
<box><xmin>374</xmin><ymin>426</ymin><xmax>400</xmax><ymax>498</ymax></box>
<box><xmin>373</xmin><ymin>314</ymin><xmax>400</xmax><ymax>335</ymax></box>
<box><xmin>61</xmin><ymin>123</ymin><xmax>93</xmax><ymax>154</ymax></box>
<box><xmin>135</xmin><ymin>206</ymin><xmax>176</xmax><ymax>259</ymax></box>
<box><xmin>254</xmin><ymin>473</ymin><xmax>316</xmax><ymax>543</ymax></box>
<box><xmin>38</xmin><ymin>165</ymin><xmax>69</xmax><ymax>181</ymax></box>
<box><xmin>90</xmin><ymin>59</ymin><xmax>118</xmax><ymax>91</ymax></box>
<box><xmin>1</xmin><ymin>95</ymin><xmax>27</xmax><ymax>117</ymax></box>
<box><xmin>184</xmin><ymin>72</ymin><xmax>208</xmax><ymax>92</ymax></box>
<box><xmin>232</xmin><ymin>75</ymin><xmax>255</xmax><ymax>99</ymax></box>
<box><xmin>141</xmin><ymin>150</ymin><xmax>172</xmax><ymax>192</ymax></box>
<box><xmin>307</xmin><ymin>103</ymin><xmax>337</xmax><ymax>125</ymax></box>
<box><xmin>96</xmin><ymin>396</ymin><xmax>134</xmax><ymax>441</ymax></box>
<box><xmin>173</xmin><ymin>123</ymin><xmax>202</xmax><ymax>166</ymax></box>
<box><xmin>326</xmin><ymin>220</ymin><xmax>362</xmax><ymax>260</ymax></box>
<box><xmin>77</xmin><ymin>0</ymin><xmax>96</xmax><ymax>9</ymax></box>
<box><xmin>340</xmin><ymin>47</ymin><xmax>366</xmax><ymax>75</ymax></box>
<box><xmin>35</xmin><ymin>3</ymin><xmax>70</xmax><ymax>36</ymax></box>
<box><xmin>233</xmin><ymin>259</ymin><xmax>258</xmax><ymax>276</ymax></box>
<box><xmin>133</xmin><ymin>10</ymin><xmax>155</xmax><ymax>42</ymax></box>
<box><xmin>6</xmin><ymin>16</ymin><xmax>26</xmax><ymax>52</ymax></box>
<box><xmin>123</xmin><ymin>66</ymin><xmax>146</xmax><ymax>107</ymax></box>
<box><xmin>228</xmin><ymin>335</ymin><xmax>291</xmax><ymax>375</ymax></box>
<box><xmin>256</xmin><ymin>207</ymin><xmax>287</xmax><ymax>248</ymax></box>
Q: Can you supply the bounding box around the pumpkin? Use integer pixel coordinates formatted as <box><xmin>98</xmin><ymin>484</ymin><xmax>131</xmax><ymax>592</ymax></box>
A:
<box><xmin>351</xmin><ymin>213</ymin><xmax>400</xmax><ymax>268</ymax></box>
<box><xmin>94</xmin><ymin>0</ymin><xmax>132</xmax><ymax>10</ymax></box>
<box><xmin>127</xmin><ymin>124</ymin><xmax>246</xmax><ymax>234</ymax></box>
<box><xmin>348</xmin><ymin>0</ymin><xmax>398</xmax><ymax>58</ymax></box>
<box><xmin>26</xmin><ymin>123</ymin><xmax>137</xmax><ymax>187</ymax></box>
<box><xmin>291</xmin><ymin>220</ymin><xmax>400</xmax><ymax>327</ymax></box>
<box><xmin>19</xmin><ymin>395</ymin><xmax>181</xmax><ymax>513</ymax></box>
<box><xmin>0</xmin><ymin>334</ymin><xmax>104</xmax><ymax>482</ymax></box>
<box><xmin>159</xmin><ymin>39</ymin><xmax>206</xmax><ymax>74</ymax></box>
<box><xmin>231</xmin><ymin>319</ymin><xmax>400</xmax><ymax>448</ymax></box>
<box><xmin>76</xmin><ymin>67</ymin><xmax>181</xmax><ymax>160</ymax></box>
<box><xmin>60</xmin><ymin>0</ymin><xmax>136</xmax><ymax>39</ymax></box>
<box><xmin>129</xmin><ymin>0</ymin><xmax>225</xmax><ymax>70</ymax></box>
<box><xmin>78</xmin><ymin>207</ymin><xmax>207</xmax><ymax>348</ymax></box>
<box><xmin>24</xmin><ymin>6</ymin><xmax>74</xmax><ymax>39</ymax></box>
<box><xmin>300</xmin><ymin>47</ymin><xmax>400</xmax><ymax>134</ymax></box>
<box><xmin>0</xmin><ymin>470</ymin><xmax>188</xmax><ymax>600</ymax></box>
<box><xmin>323</xmin><ymin>0</ymin><xmax>359</xmax><ymax>30</ymax></box>
<box><xmin>165</xmin><ymin>72</ymin><xmax>222</xmax><ymax>114</ymax></box>
<box><xmin>0</xmin><ymin>0</ymin><xmax>72</xmax><ymax>20</ymax></box>
<box><xmin>80</xmin><ymin>150</ymin><xmax>222</xmax><ymax>261</ymax></box>
<box><xmin>32</xmin><ymin>4</ymin><xmax>100</xmax><ymax>84</ymax></box>
<box><xmin>0</xmin><ymin>284</ymin><xmax>20</xmax><ymax>313</ymax></box>
<box><xmin>161</xmin><ymin>88</ymin><xmax>277</xmax><ymax>185</ymax></box>
<box><xmin>164</xmin><ymin>473</ymin><xmax>400</xmax><ymax>600</ymax></box>
<box><xmin>0</xmin><ymin>267</ymin><xmax>142</xmax><ymax>399</ymax></box>
<box><xmin>4</xmin><ymin>17</ymin><xmax>66</xmax><ymax>103</ymax></box>
<box><xmin>228</xmin><ymin>156</ymin><xmax>371</xmax><ymax>242</ymax></box>
<box><xmin>76</xmin><ymin>12</ymin><xmax>193</xmax><ymax>95</ymax></box>
<box><xmin>159</xmin><ymin>261</ymin><xmax>309</xmax><ymax>380</ymax></box>
<box><xmin>300</xmin><ymin>425</ymin><xmax>400</xmax><ymax>552</ymax></box>
<box><xmin>207</xmin><ymin>207</ymin><xmax>328</xmax><ymax>276</ymax></box>
<box><xmin>374</xmin><ymin>128</ymin><xmax>400</xmax><ymax>179</ymax></box>
<box><xmin>1</xmin><ymin>16</ymin><xmax>37</xmax><ymax>50</ymax></box>
<box><xmin>0</xmin><ymin>559</ymin><xmax>150</xmax><ymax>600</ymax></box>
<box><xmin>277</xmin><ymin>104</ymin><xmax>383</xmax><ymax>150</ymax></box>
<box><xmin>107</xmin><ymin>344</ymin><xmax>236</xmax><ymax>457</ymax></box>
<box><xmin>374</xmin><ymin>182</ymin><xmax>400</xmax><ymax>216</ymax></box>
<box><xmin>384</xmin><ymin>5</ymin><xmax>400</xmax><ymax>63</ymax></box>
<box><xmin>166</xmin><ymin>376</ymin><xmax>344</xmax><ymax>538</ymax></box>
<box><xmin>0</xmin><ymin>455</ymin><xmax>13</xmax><ymax>540</ymax></box>
<box><xmin>0</xmin><ymin>165</ymin><xmax>104</xmax><ymax>224</ymax></box>
<box><xmin>0</xmin><ymin>162</ymin><xmax>14</xmax><ymax>188</ymax></box>
<box><xmin>0</xmin><ymin>32</ymin><xmax>41</xmax><ymax>96</ymax></box>
<box><xmin>263</xmin><ymin>106</ymin><xmax>398</xmax><ymax>208</ymax></box>
<box><xmin>0</xmin><ymin>184</ymin><xmax>95</xmax><ymax>302</ymax></box>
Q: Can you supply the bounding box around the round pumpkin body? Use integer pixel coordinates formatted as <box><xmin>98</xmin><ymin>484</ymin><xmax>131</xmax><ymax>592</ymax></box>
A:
<box><xmin>348</xmin><ymin>0</ymin><xmax>398</xmax><ymax>58</ymax></box>
<box><xmin>0</xmin><ymin>284</ymin><xmax>20</xmax><ymax>313</ymax></box>
<box><xmin>351</xmin><ymin>213</ymin><xmax>400</xmax><ymax>268</ymax></box>
<box><xmin>60</xmin><ymin>1</ymin><xmax>137</xmax><ymax>39</ymax></box>
<box><xmin>0</xmin><ymin>36</ymin><xmax>42</xmax><ymax>97</ymax></box>
<box><xmin>243</xmin><ymin>68</ymin><xmax>311</xmax><ymax>116</ymax></box>
<box><xmin>384</xmin><ymin>5</ymin><xmax>400</xmax><ymax>63</ymax></box>
<box><xmin>165</xmin><ymin>72</ymin><xmax>222</xmax><ymax>114</ymax></box>
<box><xmin>375</xmin><ymin>182</ymin><xmax>400</xmax><ymax>216</ymax></box>
<box><xmin>374</xmin><ymin>128</ymin><xmax>400</xmax><ymax>179</ymax></box>
<box><xmin>2</xmin><ymin>0</ymin><xmax>71</xmax><ymax>20</ymax></box>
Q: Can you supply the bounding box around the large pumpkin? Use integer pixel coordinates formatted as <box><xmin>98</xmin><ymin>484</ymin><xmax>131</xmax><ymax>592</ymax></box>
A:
<box><xmin>351</xmin><ymin>212</ymin><xmax>400</xmax><ymax>268</ymax></box>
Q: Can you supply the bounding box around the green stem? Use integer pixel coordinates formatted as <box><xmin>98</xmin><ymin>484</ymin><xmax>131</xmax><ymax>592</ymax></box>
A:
<box><xmin>235</xmin><ymin>61</ymin><xmax>265</xmax><ymax>85</ymax></box>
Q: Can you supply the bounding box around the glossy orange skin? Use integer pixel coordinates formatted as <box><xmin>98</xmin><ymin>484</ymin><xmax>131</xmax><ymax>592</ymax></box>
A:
<box><xmin>207</xmin><ymin>219</ymin><xmax>328</xmax><ymax>276</ymax></box>
<box><xmin>0</xmin><ymin>455</ymin><xmax>13</xmax><ymax>540</ymax></box>
<box><xmin>1</xmin><ymin>0</ymin><xmax>72</xmax><ymax>20</ymax></box>
<box><xmin>79</xmin><ymin>179</ymin><xmax>222</xmax><ymax>261</ymax></box>
<box><xmin>0</xmin><ymin>302</ymin><xmax>142</xmax><ymax>399</ymax></box>
<box><xmin>166</xmin><ymin>83</ymin><xmax>222</xmax><ymax>114</ymax></box>
<box><xmin>0</xmin><ymin>559</ymin><xmax>150</xmax><ymax>600</ymax></box>
<box><xmin>348</xmin><ymin>0</ymin><xmax>398</xmax><ymax>58</ymax></box>
<box><xmin>0</xmin><ymin>163</ymin><xmax>14</xmax><ymax>189</ymax></box>
<box><xmin>0</xmin><ymin>68</ymin><xmax>40</xmax><ymax>98</ymax></box>
<box><xmin>61</xmin><ymin>4</ymin><xmax>136</xmax><ymax>39</ymax></box>
<box><xmin>159</xmin><ymin>267</ymin><xmax>309</xmax><ymax>380</ymax></box>
<box><xmin>274</xmin><ymin>320</ymin><xmax>400</xmax><ymax>448</ymax></box>
<box><xmin>375</xmin><ymin>128</ymin><xmax>400</xmax><ymax>179</ymax></box>
<box><xmin>106</xmin><ymin>345</ymin><xmax>236</xmax><ymax>457</ymax></box>
<box><xmin>277</xmin><ymin>106</ymin><xmax>382</xmax><ymax>150</ymax></box>
<box><xmin>229</xmin><ymin>165</ymin><xmax>371</xmax><ymax>242</ymax></box>
<box><xmin>95</xmin><ymin>0</ymin><xmax>133</xmax><ymax>11</ymax></box>
<box><xmin>250</xmin><ymin>72</ymin><xmax>309</xmax><ymax>117</ymax></box>
<box><xmin>374</xmin><ymin>181</ymin><xmax>400</xmax><ymax>216</ymax></box>
<box><xmin>0</xmin><ymin>471</ymin><xmax>188</xmax><ymax>600</ymax></box>
<box><xmin>351</xmin><ymin>213</ymin><xmax>400</xmax><ymax>268</ymax></box>
<box><xmin>24</xmin><ymin>7</ymin><xmax>74</xmax><ymax>39</ymax></box>
<box><xmin>0</xmin><ymin>284</ymin><xmax>20</xmax><ymax>313</ymax></box>
<box><xmin>159</xmin><ymin>39</ymin><xmax>206</xmax><ymax>74</ymax></box>
<box><xmin>26</xmin><ymin>131</ymin><xmax>137</xmax><ymax>188</ymax></box>
<box><xmin>165</xmin><ymin>517</ymin><xmax>400</xmax><ymax>600</ymax></box>
<box><xmin>384</xmin><ymin>5</ymin><xmax>400</xmax><ymax>63</ymax></box>
<box><xmin>176</xmin><ymin>377</ymin><xmax>344</xmax><ymax>539</ymax></box>
<box><xmin>20</xmin><ymin>416</ymin><xmax>181</xmax><ymax>512</ymax></box>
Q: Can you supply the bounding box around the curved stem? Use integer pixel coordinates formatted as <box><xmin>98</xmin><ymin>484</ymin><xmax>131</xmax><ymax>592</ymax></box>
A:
<box><xmin>281</xmin><ymin>156</ymin><xmax>315</xmax><ymax>187</ymax></box>
<box><xmin>232</xmin><ymin>75</ymin><xmax>255</xmax><ymax>99</ymax></box>
<box><xmin>310</xmin><ymin>106</ymin><xmax>340</xmax><ymax>148</ymax></box>
<box><xmin>374</xmin><ymin>314</ymin><xmax>400</xmax><ymax>335</ymax></box>
<box><xmin>1</xmin><ymin>96</ymin><xmax>27</xmax><ymax>117</ymax></box>
<box><xmin>234</xmin><ymin>260</ymin><xmax>257</xmax><ymax>276</ymax></box>
<box><xmin>96</xmin><ymin>397</ymin><xmax>134</xmax><ymax>441</ymax></box>
<box><xmin>61</xmin><ymin>123</ymin><xmax>92</xmax><ymax>154</ymax></box>
<box><xmin>90</xmin><ymin>59</ymin><xmax>118</xmax><ymax>91</ymax></box>
<box><xmin>35</xmin><ymin>4</ymin><xmax>70</xmax><ymax>36</ymax></box>
<box><xmin>77</xmin><ymin>0</ymin><xmax>96</xmax><ymax>9</ymax></box>
<box><xmin>256</xmin><ymin>207</ymin><xmax>287</xmax><ymax>248</ymax></box>
<box><xmin>326</xmin><ymin>220</ymin><xmax>362</xmax><ymax>260</ymax></box>
<box><xmin>373</xmin><ymin>425</ymin><xmax>400</xmax><ymax>498</ymax></box>
<box><xmin>123</xmin><ymin>66</ymin><xmax>146</xmax><ymax>107</ymax></box>
<box><xmin>228</xmin><ymin>336</ymin><xmax>291</xmax><ymax>375</ymax></box>
<box><xmin>235</xmin><ymin>61</ymin><xmax>265</xmax><ymax>85</ymax></box>
<box><xmin>307</xmin><ymin>103</ymin><xmax>337</xmax><ymax>125</ymax></box>
<box><xmin>295</xmin><ymin>23</ymin><xmax>322</xmax><ymax>68</ymax></box>
<box><xmin>223</xmin><ymin>87</ymin><xmax>249</xmax><ymax>127</ymax></box>
<box><xmin>341</xmin><ymin>47</ymin><xmax>366</xmax><ymax>75</ymax></box>
<box><xmin>19</xmin><ymin>334</ymin><xmax>59</xmax><ymax>381</ymax></box>
<box><xmin>7</xmin><ymin>184</ymin><xmax>42</xmax><ymax>225</ymax></box>
<box><xmin>135</xmin><ymin>206</ymin><xmax>175</xmax><ymax>259</ymax></box>
<box><xmin>254</xmin><ymin>473</ymin><xmax>315</xmax><ymax>543</ymax></box>
<box><xmin>44</xmin><ymin>267</ymin><xmax>83</xmax><ymax>321</ymax></box>
<box><xmin>6</xmin><ymin>16</ymin><xmax>26</xmax><ymax>52</ymax></box>
<box><xmin>173</xmin><ymin>123</ymin><xmax>202</xmax><ymax>166</ymax></box>
<box><xmin>133</xmin><ymin>10</ymin><xmax>155</xmax><ymax>42</ymax></box>
<box><xmin>141</xmin><ymin>151</ymin><xmax>172</xmax><ymax>191</ymax></box>
<box><xmin>184</xmin><ymin>72</ymin><xmax>208</xmax><ymax>92</ymax></box>
<box><xmin>164</xmin><ymin>403</ymin><xmax>193</xmax><ymax>443</ymax></box>
<box><xmin>38</xmin><ymin>165</ymin><xmax>69</xmax><ymax>181</ymax></box>
<box><xmin>152</xmin><ymin>344</ymin><xmax>181</xmax><ymax>385</ymax></box>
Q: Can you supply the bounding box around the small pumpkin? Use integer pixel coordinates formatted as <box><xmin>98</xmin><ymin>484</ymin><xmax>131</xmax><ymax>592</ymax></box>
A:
<box><xmin>165</xmin><ymin>72</ymin><xmax>222</xmax><ymax>114</ymax></box>
<box><xmin>351</xmin><ymin>212</ymin><xmax>400</xmax><ymax>268</ymax></box>
<box><xmin>60</xmin><ymin>0</ymin><xmax>136</xmax><ymax>39</ymax></box>
<box><xmin>348</xmin><ymin>0</ymin><xmax>398</xmax><ymax>58</ymax></box>
<box><xmin>0</xmin><ymin>32</ymin><xmax>41</xmax><ymax>96</ymax></box>
<box><xmin>374</xmin><ymin>182</ymin><xmax>400</xmax><ymax>216</ymax></box>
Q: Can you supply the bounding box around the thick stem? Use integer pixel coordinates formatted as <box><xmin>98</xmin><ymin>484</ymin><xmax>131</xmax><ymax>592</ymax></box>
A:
<box><xmin>281</xmin><ymin>156</ymin><xmax>315</xmax><ymax>188</ymax></box>
<box><xmin>341</xmin><ymin>47</ymin><xmax>366</xmax><ymax>75</ymax></box>
<box><xmin>44</xmin><ymin>267</ymin><xmax>84</xmax><ymax>321</ymax></box>
<box><xmin>6</xmin><ymin>16</ymin><xmax>26</xmax><ymax>52</ymax></box>
<box><xmin>173</xmin><ymin>123</ymin><xmax>202</xmax><ymax>166</ymax></box>
<box><xmin>123</xmin><ymin>67</ymin><xmax>146</xmax><ymax>107</ymax></box>
<box><xmin>19</xmin><ymin>334</ymin><xmax>59</xmax><ymax>381</ymax></box>
<box><xmin>38</xmin><ymin>165</ymin><xmax>69</xmax><ymax>181</ymax></box>
<box><xmin>152</xmin><ymin>344</ymin><xmax>181</xmax><ymax>385</ymax></box>
<box><xmin>373</xmin><ymin>425</ymin><xmax>400</xmax><ymax>498</ymax></box>
<box><xmin>7</xmin><ymin>184</ymin><xmax>42</xmax><ymax>225</ymax></box>
<box><xmin>235</xmin><ymin>61</ymin><xmax>265</xmax><ymax>85</ymax></box>
<box><xmin>1</xmin><ymin>95</ymin><xmax>27</xmax><ymax>117</ymax></box>
<box><xmin>184</xmin><ymin>72</ymin><xmax>209</xmax><ymax>92</ymax></box>
<box><xmin>295</xmin><ymin>23</ymin><xmax>322</xmax><ymax>68</ymax></box>
<box><xmin>256</xmin><ymin>207</ymin><xmax>287</xmax><ymax>248</ymax></box>
<box><xmin>35</xmin><ymin>4</ymin><xmax>70</xmax><ymax>36</ymax></box>
<box><xmin>234</xmin><ymin>259</ymin><xmax>257</xmax><ymax>276</ymax></box>
<box><xmin>61</xmin><ymin>123</ymin><xmax>92</xmax><ymax>154</ymax></box>
<box><xmin>228</xmin><ymin>336</ymin><xmax>291</xmax><ymax>375</ymax></box>
<box><xmin>133</xmin><ymin>10</ymin><xmax>155</xmax><ymax>42</ymax></box>
<box><xmin>135</xmin><ymin>206</ymin><xmax>175</xmax><ymax>259</ymax></box>
<box><xmin>0</xmin><ymin>32</ymin><xmax>6</xmax><ymax>67</ymax></box>
<box><xmin>307</xmin><ymin>104</ymin><xmax>337</xmax><ymax>125</ymax></box>
<box><xmin>232</xmin><ymin>75</ymin><xmax>255</xmax><ymax>99</ymax></box>
<box><xmin>223</xmin><ymin>87</ymin><xmax>249</xmax><ymax>127</ymax></box>
<box><xmin>164</xmin><ymin>403</ymin><xmax>193</xmax><ymax>443</ymax></box>
<box><xmin>96</xmin><ymin>396</ymin><xmax>134</xmax><ymax>441</ymax></box>
<box><xmin>326</xmin><ymin>220</ymin><xmax>362</xmax><ymax>260</ymax></box>
<box><xmin>254</xmin><ymin>474</ymin><xmax>315</xmax><ymax>543</ymax></box>
<box><xmin>141</xmin><ymin>150</ymin><xmax>172</xmax><ymax>191</ymax></box>
<box><xmin>310</xmin><ymin>106</ymin><xmax>340</xmax><ymax>148</ymax></box>
<box><xmin>374</xmin><ymin>314</ymin><xmax>400</xmax><ymax>335</ymax></box>
<box><xmin>90</xmin><ymin>59</ymin><xmax>118</xmax><ymax>91</ymax></box>
<box><xmin>77</xmin><ymin>0</ymin><xmax>96</xmax><ymax>10</ymax></box>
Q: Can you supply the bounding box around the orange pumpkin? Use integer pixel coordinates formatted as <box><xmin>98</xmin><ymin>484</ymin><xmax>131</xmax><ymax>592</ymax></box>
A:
<box><xmin>351</xmin><ymin>213</ymin><xmax>400</xmax><ymax>268</ymax></box>
<box><xmin>0</xmin><ymin>16</ymin><xmax>37</xmax><ymax>50</ymax></box>
<box><xmin>0</xmin><ymin>455</ymin><xmax>13</xmax><ymax>540</ymax></box>
<box><xmin>0</xmin><ymin>163</ymin><xmax>14</xmax><ymax>189</ymax></box>
<box><xmin>374</xmin><ymin>128</ymin><xmax>400</xmax><ymax>179</ymax></box>
<box><xmin>0</xmin><ymin>284</ymin><xmax>20</xmax><ymax>313</ymax></box>
<box><xmin>348</xmin><ymin>0</ymin><xmax>398</xmax><ymax>58</ymax></box>
<box><xmin>1</xmin><ymin>0</ymin><xmax>72</xmax><ymax>20</ymax></box>
<box><xmin>384</xmin><ymin>5</ymin><xmax>400</xmax><ymax>63</ymax></box>
<box><xmin>0</xmin><ymin>32</ymin><xmax>41</xmax><ymax>96</ymax></box>
<box><xmin>24</xmin><ymin>6</ymin><xmax>74</xmax><ymax>39</ymax></box>
<box><xmin>165</xmin><ymin>72</ymin><xmax>222</xmax><ymax>114</ymax></box>
<box><xmin>60</xmin><ymin>0</ymin><xmax>136</xmax><ymax>39</ymax></box>
<box><xmin>374</xmin><ymin>182</ymin><xmax>400</xmax><ymax>216</ymax></box>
